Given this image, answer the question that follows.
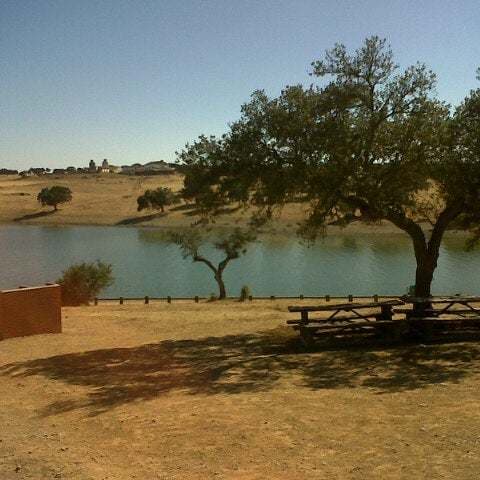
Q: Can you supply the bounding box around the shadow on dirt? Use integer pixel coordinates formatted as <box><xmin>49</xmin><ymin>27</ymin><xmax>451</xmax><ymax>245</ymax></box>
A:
<box><xmin>116</xmin><ymin>212</ymin><xmax>167</xmax><ymax>225</ymax></box>
<box><xmin>2</xmin><ymin>329</ymin><xmax>480</xmax><ymax>416</ymax></box>
<box><xmin>13</xmin><ymin>210</ymin><xmax>56</xmax><ymax>221</ymax></box>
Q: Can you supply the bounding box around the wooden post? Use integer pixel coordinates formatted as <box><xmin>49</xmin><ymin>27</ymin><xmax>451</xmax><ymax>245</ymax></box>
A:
<box><xmin>119</xmin><ymin>297</ymin><xmax>124</xmax><ymax>305</ymax></box>
<box><xmin>379</xmin><ymin>305</ymin><xmax>393</xmax><ymax>321</ymax></box>
<box><xmin>167</xmin><ymin>296</ymin><xmax>171</xmax><ymax>304</ymax></box>
<box><xmin>194</xmin><ymin>296</ymin><xmax>199</xmax><ymax>303</ymax></box>
<box><xmin>144</xmin><ymin>296</ymin><xmax>149</xmax><ymax>305</ymax></box>
<box><xmin>325</xmin><ymin>295</ymin><xmax>330</xmax><ymax>302</ymax></box>
<box><xmin>348</xmin><ymin>294</ymin><xmax>353</xmax><ymax>302</ymax></box>
<box><xmin>94</xmin><ymin>297</ymin><xmax>98</xmax><ymax>306</ymax></box>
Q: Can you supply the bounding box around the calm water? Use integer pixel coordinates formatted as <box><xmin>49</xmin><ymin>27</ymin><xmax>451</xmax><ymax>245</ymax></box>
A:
<box><xmin>1</xmin><ymin>225</ymin><xmax>479</xmax><ymax>297</ymax></box>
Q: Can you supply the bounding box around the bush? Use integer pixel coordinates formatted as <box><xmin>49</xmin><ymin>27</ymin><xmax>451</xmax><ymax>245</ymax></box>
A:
<box><xmin>57</xmin><ymin>261</ymin><xmax>114</xmax><ymax>305</ymax></box>
<box><xmin>239</xmin><ymin>285</ymin><xmax>251</xmax><ymax>302</ymax></box>
<box><xmin>207</xmin><ymin>292</ymin><xmax>217</xmax><ymax>302</ymax></box>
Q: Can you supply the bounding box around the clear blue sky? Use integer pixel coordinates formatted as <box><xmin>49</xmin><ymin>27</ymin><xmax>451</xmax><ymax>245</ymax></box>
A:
<box><xmin>2</xmin><ymin>0</ymin><xmax>479</xmax><ymax>170</ymax></box>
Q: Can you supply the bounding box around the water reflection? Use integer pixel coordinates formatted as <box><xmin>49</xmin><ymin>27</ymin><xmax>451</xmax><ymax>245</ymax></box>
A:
<box><xmin>0</xmin><ymin>225</ymin><xmax>478</xmax><ymax>297</ymax></box>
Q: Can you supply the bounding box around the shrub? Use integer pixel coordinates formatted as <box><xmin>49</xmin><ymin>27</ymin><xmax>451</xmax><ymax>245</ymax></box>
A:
<box><xmin>239</xmin><ymin>285</ymin><xmax>251</xmax><ymax>302</ymax></box>
<box><xmin>57</xmin><ymin>261</ymin><xmax>114</xmax><ymax>305</ymax></box>
<box><xmin>207</xmin><ymin>292</ymin><xmax>217</xmax><ymax>302</ymax></box>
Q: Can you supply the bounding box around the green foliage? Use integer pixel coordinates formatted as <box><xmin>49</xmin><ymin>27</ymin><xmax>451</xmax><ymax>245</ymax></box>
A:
<box><xmin>37</xmin><ymin>186</ymin><xmax>72</xmax><ymax>210</ymax></box>
<box><xmin>167</xmin><ymin>228</ymin><xmax>256</xmax><ymax>261</ymax></box>
<box><xmin>166</xmin><ymin>227</ymin><xmax>257</xmax><ymax>299</ymax></box>
<box><xmin>57</xmin><ymin>261</ymin><xmax>114</xmax><ymax>306</ymax></box>
<box><xmin>239</xmin><ymin>285</ymin><xmax>251</xmax><ymax>302</ymax></box>
<box><xmin>137</xmin><ymin>187</ymin><xmax>179</xmax><ymax>213</ymax></box>
<box><xmin>177</xmin><ymin>36</ymin><xmax>480</xmax><ymax>296</ymax></box>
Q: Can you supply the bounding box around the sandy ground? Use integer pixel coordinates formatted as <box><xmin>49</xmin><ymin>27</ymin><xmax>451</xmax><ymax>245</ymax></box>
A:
<box><xmin>0</xmin><ymin>174</ymin><xmax>406</xmax><ymax>234</ymax></box>
<box><xmin>1</xmin><ymin>300</ymin><xmax>480</xmax><ymax>479</ymax></box>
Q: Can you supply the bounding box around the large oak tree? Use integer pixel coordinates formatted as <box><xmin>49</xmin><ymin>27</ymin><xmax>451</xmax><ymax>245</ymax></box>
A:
<box><xmin>179</xmin><ymin>37</ymin><xmax>480</xmax><ymax>297</ymax></box>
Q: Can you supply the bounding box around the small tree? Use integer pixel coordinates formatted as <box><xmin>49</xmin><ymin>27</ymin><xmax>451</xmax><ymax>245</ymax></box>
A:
<box><xmin>167</xmin><ymin>228</ymin><xmax>256</xmax><ymax>299</ymax></box>
<box><xmin>137</xmin><ymin>187</ymin><xmax>179</xmax><ymax>213</ymax></box>
<box><xmin>37</xmin><ymin>186</ymin><xmax>72</xmax><ymax>211</ymax></box>
<box><xmin>57</xmin><ymin>261</ymin><xmax>113</xmax><ymax>305</ymax></box>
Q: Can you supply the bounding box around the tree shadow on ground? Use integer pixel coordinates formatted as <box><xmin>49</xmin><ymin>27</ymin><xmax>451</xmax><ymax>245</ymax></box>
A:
<box><xmin>2</xmin><ymin>329</ymin><xmax>480</xmax><ymax>416</ymax></box>
<box><xmin>183</xmin><ymin>205</ymin><xmax>242</xmax><ymax>217</ymax></box>
<box><xmin>169</xmin><ymin>203</ymin><xmax>196</xmax><ymax>212</ymax></box>
<box><xmin>116</xmin><ymin>212</ymin><xmax>167</xmax><ymax>225</ymax></box>
<box><xmin>13</xmin><ymin>210</ymin><xmax>55</xmax><ymax>221</ymax></box>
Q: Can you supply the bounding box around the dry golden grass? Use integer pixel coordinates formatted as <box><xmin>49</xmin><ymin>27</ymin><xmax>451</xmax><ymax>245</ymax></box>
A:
<box><xmin>1</xmin><ymin>300</ymin><xmax>480</xmax><ymax>479</ymax></box>
<box><xmin>0</xmin><ymin>174</ymin><xmax>403</xmax><ymax>233</ymax></box>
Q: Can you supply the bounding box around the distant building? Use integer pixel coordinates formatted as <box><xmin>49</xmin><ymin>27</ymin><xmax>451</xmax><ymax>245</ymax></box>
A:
<box><xmin>29</xmin><ymin>168</ymin><xmax>47</xmax><ymax>176</ymax></box>
<box><xmin>120</xmin><ymin>161</ymin><xmax>175</xmax><ymax>175</ymax></box>
<box><xmin>0</xmin><ymin>169</ymin><xmax>19</xmax><ymax>175</ymax></box>
<box><xmin>20</xmin><ymin>168</ymin><xmax>43</xmax><ymax>177</ymax></box>
<box><xmin>109</xmin><ymin>165</ymin><xmax>122</xmax><ymax>174</ymax></box>
<box><xmin>100</xmin><ymin>159</ymin><xmax>110</xmax><ymax>173</ymax></box>
<box><xmin>66</xmin><ymin>166</ymin><xmax>76</xmax><ymax>174</ymax></box>
<box><xmin>52</xmin><ymin>168</ymin><xmax>66</xmax><ymax>175</ymax></box>
<box><xmin>143</xmin><ymin>161</ymin><xmax>175</xmax><ymax>174</ymax></box>
<box><xmin>88</xmin><ymin>160</ymin><xmax>96</xmax><ymax>173</ymax></box>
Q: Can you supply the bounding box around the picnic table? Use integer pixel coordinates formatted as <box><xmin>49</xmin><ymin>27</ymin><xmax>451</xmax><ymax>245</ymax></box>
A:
<box><xmin>287</xmin><ymin>299</ymin><xmax>404</xmax><ymax>346</ymax></box>
<box><xmin>394</xmin><ymin>296</ymin><xmax>480</xmax><ymax>336</ymax></box>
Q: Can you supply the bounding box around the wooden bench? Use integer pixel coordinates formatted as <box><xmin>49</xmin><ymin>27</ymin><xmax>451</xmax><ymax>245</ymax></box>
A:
<box><xmin>287</xmin><ymin>300</ymin><xmax>404</xmax><ymax>346</ymax></box>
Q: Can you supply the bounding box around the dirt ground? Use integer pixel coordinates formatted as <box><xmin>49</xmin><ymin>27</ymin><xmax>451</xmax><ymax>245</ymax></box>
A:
<box><xmin>1</xmin><ymin>300</ymin><xmax>480</xmax><ymax>479</ymax></box>
<box><xmin>0</xmin><ymin>174</ymin><xmax>406</xmax><ymax>234</ymax></box>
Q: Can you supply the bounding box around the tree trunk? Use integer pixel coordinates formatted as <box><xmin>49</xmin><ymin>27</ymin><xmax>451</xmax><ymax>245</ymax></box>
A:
<box><xmin>53</xmin><ymin>204</ymin><xmax>58</xmax><ymax>211</ymax></box>
<box><xmin>413</xmin><ymin>253</ymin><xmax>436</xmax><ymax>318</ymax></box>
<box><xmin>414</xmin><ymin>258</ymin><xmax>435</xmax><ymax>298</ymax></box>
<box><xmin>215</xmin><ymin>272</ymin><xmax>227</xmax><ymax>299</ymax></box>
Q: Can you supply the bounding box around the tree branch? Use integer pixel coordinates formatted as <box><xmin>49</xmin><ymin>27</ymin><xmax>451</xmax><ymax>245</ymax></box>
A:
<box><xmin>428</xmin><ymin>201</ymin><xmax>465</xmax><ymax>255</ymax></box>
<box><xmin>193</xmin><ymin>254</ymin><xmax>218</xmax><ymax>274</ymax></box>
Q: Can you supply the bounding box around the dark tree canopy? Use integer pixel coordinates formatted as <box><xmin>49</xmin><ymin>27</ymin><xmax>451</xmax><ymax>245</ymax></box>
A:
<box><xmin>37</xmin><ymin>186</ymin><xmax>72</xmax><ymax>211</ymax></box>
<box><xmin>179</xmin><ymin>36</ymin><xmax>480</xmax><ymax>297</ymax></box>
<box><xmin>137</xmin><ymin>187</ymin><xmax>179</xmax><ymax>213</ymax></box>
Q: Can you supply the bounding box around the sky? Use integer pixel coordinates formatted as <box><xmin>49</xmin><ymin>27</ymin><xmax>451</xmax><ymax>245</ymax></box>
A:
<box><xmin>2</xmin><ymin>0</ymin><xmax>480</xmax><ymax>170</ymax></box>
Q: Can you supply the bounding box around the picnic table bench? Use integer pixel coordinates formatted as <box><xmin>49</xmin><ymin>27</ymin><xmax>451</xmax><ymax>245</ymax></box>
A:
<box><xmin>287</xmin><ymin>299</ymin><xmax>405</xmax><ymax>346</ymax></box>
<box><xmin>395</xmin><ymin>296</ymin><xmax>480</xmax><ymax>337</ymax></box>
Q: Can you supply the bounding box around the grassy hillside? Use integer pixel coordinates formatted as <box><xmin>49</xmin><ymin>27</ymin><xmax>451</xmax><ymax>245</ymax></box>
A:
<box><xmin>0</xmin><ymin>174</ymin><xmax>403</xmax><ymax>234</ymax></box>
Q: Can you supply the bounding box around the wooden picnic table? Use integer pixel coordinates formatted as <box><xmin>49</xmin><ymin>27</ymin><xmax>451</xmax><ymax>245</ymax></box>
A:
<box><xmin>397</xmin><ymin>296</ymin><xmax>480</xmax><ymax>317</ymax></box>
<box><xmin>394</xmin><ymin>296</ymin><xmax>480</xmax><ymax>336</ymax></box>
<box><xmin>287</xmin><ymin>299</ymin><xmax>405</xmax><ymax>346</ymax></box>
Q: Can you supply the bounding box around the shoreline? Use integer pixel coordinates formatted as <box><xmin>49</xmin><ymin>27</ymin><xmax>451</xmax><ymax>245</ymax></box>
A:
<box><xmin>0</xmin><ymin>218</ymin><xmax>472</xmax><ymax>239</ymax></box>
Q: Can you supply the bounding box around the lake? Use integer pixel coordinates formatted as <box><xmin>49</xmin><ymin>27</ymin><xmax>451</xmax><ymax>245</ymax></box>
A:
<box><xmin>1</xmin><ymin>225</ymin><xmax>479</xmax><ymax>297</ymax></box>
